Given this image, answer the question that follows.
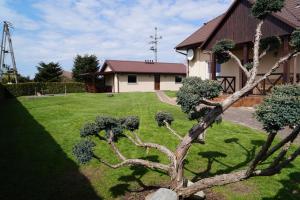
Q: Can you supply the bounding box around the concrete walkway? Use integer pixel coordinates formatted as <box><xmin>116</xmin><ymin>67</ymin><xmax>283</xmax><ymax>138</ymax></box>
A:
<box><xmin>156</xmin><ymin>91</ymin><xmax>298</xmax><ymax>143</ymax></box>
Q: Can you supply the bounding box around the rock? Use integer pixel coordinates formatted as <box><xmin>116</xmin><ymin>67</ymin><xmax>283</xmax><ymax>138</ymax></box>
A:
<box><xmin>146</xmin><ymin>188</ymin><xmax>178</xmax><ymax>200</ymax></box>
<box><xmin>187</xmin><ymin>181</ymin><xmax>206</xmax><ymax>200</ymax></box>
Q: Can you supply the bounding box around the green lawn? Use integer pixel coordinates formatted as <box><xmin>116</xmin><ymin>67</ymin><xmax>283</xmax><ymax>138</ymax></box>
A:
<box><xmin>164</xmin><ymin>90</ymin><xmax>177</xmax><ymax>98</ymax></box>
<box><xmin>0</xmin><ymin>93</ymin><xmax>299</xmax><ymax>200</ymax></box>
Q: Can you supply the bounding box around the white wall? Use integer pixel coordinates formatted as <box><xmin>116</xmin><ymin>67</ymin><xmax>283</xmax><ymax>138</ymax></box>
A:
<box><xmin>113</xmin><ymin>74</ymin><xmax>183</xmax><ymax>93</ymax></box>
<box><xmin>188</xmin><ymin>49</ymin><xmax>210</xmax><ymax>79</ymax></box>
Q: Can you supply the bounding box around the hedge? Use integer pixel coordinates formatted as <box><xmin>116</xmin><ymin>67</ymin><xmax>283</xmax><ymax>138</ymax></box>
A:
<box><xmin>4</xmin><ymin>82</ymin><xmax>86</xmax><ymax>97</ymax></box>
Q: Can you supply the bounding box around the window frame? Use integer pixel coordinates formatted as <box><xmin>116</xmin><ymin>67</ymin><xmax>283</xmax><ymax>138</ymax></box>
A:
<box><xmin>127</xmin><ymin>74</ymin><xmax>137</xmax><ymax>84</ymax></box>
<box><xmin>175</xmin><ymin>75</ymin><xmax>183</xmax><ymax>84</ymax></box>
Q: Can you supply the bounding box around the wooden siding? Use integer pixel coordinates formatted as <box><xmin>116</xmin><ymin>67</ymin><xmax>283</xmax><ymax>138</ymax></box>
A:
<box><xmin>204</xmin><ymin>0</ymin><xmax>294</xmax><ymax>50</ymax></box>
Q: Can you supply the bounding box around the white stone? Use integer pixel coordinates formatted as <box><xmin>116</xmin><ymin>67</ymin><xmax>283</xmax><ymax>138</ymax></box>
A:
<box><xmin>147</xmin><ymin>188</ymin><xmax>178</xmax><ymax>200</ymax></box>
<box><xmin>187</xmin><ymin>181</ymin><xmax>206</xmax><ymax>200</ymax></box>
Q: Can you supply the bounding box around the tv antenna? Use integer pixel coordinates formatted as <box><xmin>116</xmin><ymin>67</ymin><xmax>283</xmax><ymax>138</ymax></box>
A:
<box><xmin>0</xmin><ymin>21</ymin><xmax>18</xmax><ymax>83</ymax></box>
<box><xmin>149</xmin><ymin>27</ymin><xmax>162</xmax><ymax>62</ymax></box>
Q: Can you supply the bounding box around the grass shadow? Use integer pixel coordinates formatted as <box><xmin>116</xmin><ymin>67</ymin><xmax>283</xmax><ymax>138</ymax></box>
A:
<box><xmin>187</xmin><ymin>138</ymin><xmax>265</xmax><ymax>181</ymax></box>
<box><xmin>0</xmin><ymin>98</ymin><xmax>102</xmax><ymax>200</ymax></box>
<box><xmin>262</xmin><ymin>172</ymin><xmax>300</xmax><ymax>200</ymax></box>
<box><xmin>109</xmin><ymin>155</ymin><xmax>166</xmax><ymax>198</ymax></box>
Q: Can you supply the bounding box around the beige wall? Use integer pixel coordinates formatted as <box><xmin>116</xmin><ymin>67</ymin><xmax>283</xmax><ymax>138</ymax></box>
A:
<box><xmin>188</xmin><ymin>49</ymin><xmax>210</xmax><ymax>79</ymax></box>
<box><xmin>107</xmin><ymin>74</ymin><xmax>184</xmax><ymax>93</ymax></box>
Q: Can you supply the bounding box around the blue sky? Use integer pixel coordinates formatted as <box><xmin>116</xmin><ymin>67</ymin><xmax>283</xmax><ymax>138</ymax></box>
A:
<box><xmin>0</xmin><ymin>0</ymin><xmax>232</xmax><ymax>77</ymax></box>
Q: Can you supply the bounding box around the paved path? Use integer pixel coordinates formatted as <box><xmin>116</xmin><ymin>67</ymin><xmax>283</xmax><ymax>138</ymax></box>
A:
<box><xmin>156</xmin><ymin>91</ymin><xmax>298</xmax><ymax>143</ymax></box>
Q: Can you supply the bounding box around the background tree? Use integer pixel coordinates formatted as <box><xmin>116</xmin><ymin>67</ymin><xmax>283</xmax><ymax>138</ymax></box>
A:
<box><xmin>34</xmin><ymin>62</ymin><xmax>63</xmax><ymax>82</ymax></box>
<box><xmin>72</xmin><ymin>54</ymin><xmax>99</xmax><ymax>82</ymax></box>
<box><xmin>73</xmin><ymin>0</ymin><xmax>300</xmax><ymax>198</ymax></box>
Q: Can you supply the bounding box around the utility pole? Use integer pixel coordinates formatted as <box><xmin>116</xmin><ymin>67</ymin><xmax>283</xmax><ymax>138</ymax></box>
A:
<box><xmin>0</xmin><ymin>21</ymin><xmax>18</xmax><ymax>83</ymax></box>
<box><xmin>149</xmin><ymin>27</ymin><xmax>162</xmax><ymax>62</ymax></box>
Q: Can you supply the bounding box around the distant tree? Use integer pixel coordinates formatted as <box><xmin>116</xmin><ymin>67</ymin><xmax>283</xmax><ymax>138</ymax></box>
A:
<box><xmin>72</xmin><ymin>54</ymin><xmax>99</xmax><ymax>82</ymax></box>
<box><xmin>34</xmin><ymin>62</ymin><xmax>63</xmax><ymax>82</ymax></box>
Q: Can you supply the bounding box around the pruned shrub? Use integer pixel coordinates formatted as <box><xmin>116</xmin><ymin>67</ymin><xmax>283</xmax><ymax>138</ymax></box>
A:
<box><xmin>80</xmin><ymin>122</ymin><xmax>99</xmax><ymax>137</ymax></box>
<box><xmin>212</xmin><ymin>39</ymin><xmax>235</xmax><ymax>64</ymax></box>
<box><xmin>177</xmin><ymin>77</ymin><xmax>222</xmax><ymax>119</ymax></box>
<box><xmin>252</xmin><ymin>0</ymin><xmax>285</xmax><ymax>20</ymax></box>
<box><xmin>72</xmin><ymin>140</ymin><xmax>96</xmax><ymax>164</ymax></box>
<box><xmin>155</xmin><ymin>111</ymin><xmax>174</xmax><ymax>126</ymax></box>
<box><xmin>123</xmin><ymin>116</ymin><xmax>140</xmax><ymax>131</ymax></box>
<box><xmin>255</xmin><ymin>85</ymin><xmax>300</xmax><ymax>133</ymax></box>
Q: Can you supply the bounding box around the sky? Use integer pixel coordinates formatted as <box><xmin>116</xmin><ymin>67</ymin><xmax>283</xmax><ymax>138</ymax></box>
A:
<box><xmin>0</xmin><ymin>0</ymin><xmax>233</xmax><ymax>77</ymax></box>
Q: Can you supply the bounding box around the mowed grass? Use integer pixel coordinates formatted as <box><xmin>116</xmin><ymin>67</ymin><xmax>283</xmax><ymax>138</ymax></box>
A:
<box><xmin>0</xmin><ymin>93</ymin><xmax>299</xmax><ymax>200</ymax></box>
<box><xmin>164</xmin><ymin>90</ymin><xmax>177</xmax><ymax>98</ymax></box>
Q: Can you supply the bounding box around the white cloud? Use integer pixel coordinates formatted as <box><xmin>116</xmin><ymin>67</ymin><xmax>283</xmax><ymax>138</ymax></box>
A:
<box><xmin>0</xmin><ymin>0</ymin><xmax>232</xmax><ymax>77</ymax></box>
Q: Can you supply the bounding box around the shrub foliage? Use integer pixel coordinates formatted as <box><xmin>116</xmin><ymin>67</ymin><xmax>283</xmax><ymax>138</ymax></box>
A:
<box><xmin>177</xmin><ymin>77</ymin><xmax>222</xmax><ymax>121</ymax></box>
<box><xmin>255</xmin><ymin>85</ymin><xmax>300</xmax><ymax>133</ymax></box>
<box><xmin>72</xmin><ymin>140</ymin><xmax>96</xmax><ymax>164</ymax></box>
<box><xmin>251</xmin><ymin>0</ymin><xmax>285</xmax><ymax>20</ymax></box>
<box><xmin>212</xmin><ymin>39</ymin><xmax>235</xmax><ymax>64</ymax></box>
<box><xmin>155</xmin><ymin>112</ymin><xmax>174</xmax><ymax>126</ymax></box>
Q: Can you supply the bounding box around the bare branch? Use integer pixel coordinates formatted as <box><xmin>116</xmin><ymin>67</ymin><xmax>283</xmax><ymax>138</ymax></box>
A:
<box><xmin>250</xmin><ymin>20</ymin><xmax>264</xmax><ymax>79</ymax></box>
<box><xmin>268</xmin><ymin>142</ymin><xmax>292</xmax><ymax>169</ymax></box>
<box><xmin>262</xmin><ymin>125</ymin><xmax>300</xmax><ymax>162</ymax></box>
<box><xmin>108</xmin><ymin>131</ymin><xmax>126</xmax><ymax>161</ymax></box>
<box><xmin>246</xmin><ymin>132</ymin><xmax>277</xmax><ymax>176</ymax></box>
<box><xmin>94</xmin><ymin>155</ymin><xmax>171</xmax><ymax>172</ymax></box>
<box><xmin>199</xmin><ymin>99</ymin><xmax>221</xmax><ymax>107</ymax></box>
<box><xmin>227</xmin><ymin>50</ymin><xmax>250</xmax><ymax>78</ymax></box>
<box><xmin>177</xmin><ymin>170</ymin><xmax>248</xmax><ymax>198</ymax></box>
<box><xmin>256</xmin><ymin>146</ymin><xmax>300</xmax><ymax>176</ymax></box>
<box><xmin>164</xmin><ymin>121</ymin><xmax>183</xmax><ymax>140</ymax></box>
<box><xmin>259</xmin><ymin>46</ymin><xmax>270</xmax><ymax>59</ymax></box>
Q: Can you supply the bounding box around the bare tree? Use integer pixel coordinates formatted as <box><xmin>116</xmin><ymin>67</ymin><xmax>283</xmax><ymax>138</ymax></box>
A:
<box><xmin>73</xmin><ymin>0</ymin><xmax>300</xmax><ymax>198</ymax></box>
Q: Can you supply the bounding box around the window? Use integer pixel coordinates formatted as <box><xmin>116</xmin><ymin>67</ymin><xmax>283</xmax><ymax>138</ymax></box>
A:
<box><xmin>208</xmin><ymin>62</ymin><xmax>221</xmax><ymax>74</ymax></box>
<box><xmin>128</xmin><ymin>74</ymin><xmax>137</xmax><ymax>84</ymax></box>
<box><xmin>175</xmin><ymin>75</ymin><xmax>182</xmax><ymax>83</ymax></box>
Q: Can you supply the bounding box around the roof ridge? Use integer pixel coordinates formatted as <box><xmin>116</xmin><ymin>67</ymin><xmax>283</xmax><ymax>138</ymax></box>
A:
<box><xmin>106</xmin><ymin>59</ymin><xmax>185</xmax><ymax>65</ymax></box>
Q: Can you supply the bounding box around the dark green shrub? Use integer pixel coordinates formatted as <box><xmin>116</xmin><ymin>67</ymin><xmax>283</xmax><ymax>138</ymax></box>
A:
<box><xmin>72</xmin><ymin>140</ymin><xmax>96</xmax><ymax>164</ymax></box>
<box><xmin>123</xmin><ymin>116</ymin><xmax>140</xmax><ymax>131</ymax></box>
<box><xmin>155</xmin><ymin>111</ymin><xmax>174</xmax><ymax>126</ymax></box>
<box><xmin>290</xmin><ymin>29</ymin><xmax>300</xmax><ymax>51</ymax></box>
<box><xmin>260</xmin><ymin>36</ymin><xmax>282</xmax><ymax>52</ymax></box>
<box><xmin>212</xmin><ymin>39</ymin><xmax>235</xmax><ymax>64</ymax></box>
<box><xmin>95</xmin><ymin>116</ymin><xmax>124</xmax><ymax>140</ymax></box>
<box><xmin>251</xmin><ymin>0</ymin><xmax>285</xmax><ymax>20</ymax></box>
<box><xmin>177</xmin><ymin>77</ymin><xmax>222</xmax><ymax>118</ymax></box>
<box><xmin>255</xmin><ymin>85</ymin><xmax>300</xmax><ymax>133</ymax></box>
<box><xmin>80</xmin><ymin>122</ymin><xmax>99</xmax><ymax>137</ymax></box>
<box><xmin>4</xmin><ymin>82</ymin><xmax>85</xmax><ymax>97</ymax></box>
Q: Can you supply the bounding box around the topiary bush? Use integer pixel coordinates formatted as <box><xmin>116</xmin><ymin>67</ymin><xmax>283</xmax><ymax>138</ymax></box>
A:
<box><xmin>80</xmin><ymin>122</ymin><xmax>99</xmax><ymax>137</ymax></box>
<box><xmin>123</xmin><ymin>116</ymin><xmax>140</xmax><ymax>131</ymax></box>
<box><xmin>95</xmin><ymin>116</ymin><xmax>124</xmax><ymax>140</ymax></box>
<box><xmin>72</xmin><ymin>139</ymin><xmax>96</xmax><ymax>164</ymax></box>
<box><xmin>251</xmin><ymin>0</ymin><xmax>285</xmax><ymax>20</ymax></box>
<box><xmin>260</xmin><ymin>36</ymin><xmax>282</xmax><ymax>52</ymax></box>
<box><xmin>212</xmin><ymin>39</ymin><xmax>235</xmax><ymax>64</ymax></box>
<box><xmin>255</xmin><ymin>85</ymin><xmax>300</xmax><ymax>133</ymax></box>
<box><xmin>155</xmin><ymin>111</ymin><xmax>174</xmax><ymax>126</ymax></box>
<box><xmin>177</xmin><ymin>77</ymin><xmax>222</xmax><ymax>121</ymax></box>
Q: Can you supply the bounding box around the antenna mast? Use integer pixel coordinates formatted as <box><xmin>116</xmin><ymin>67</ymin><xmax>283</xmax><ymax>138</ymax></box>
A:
<box><xmin>149</xmin><ymin>27</ymin><xmax>162</xmax><ymax>62</ymax></box>
<box><xmin>0</xmin><ymin>21</ymin><xmax>18</xmax><ymax>83</ymax></box>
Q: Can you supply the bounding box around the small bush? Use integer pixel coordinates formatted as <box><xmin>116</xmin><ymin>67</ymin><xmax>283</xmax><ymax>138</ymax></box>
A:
<box><xmin>252</xmin><ymin>0</ymin><xmax>285</xmax><ymax>20</ymax></box>
<box><xmin>177</xmin><ymin>77</ymin><xmax>222</xmax><ymax>116</ymax></box>
<box><xmin>212</xmin><ymin>39</ymin><xmax>235</xmax><ymax>64</ymax></box>
<box><xmin>4</xmin><ymin>82</ymin><xmax>85</xmax><ymax>97</ymax></box>
<box><xmin>155</xmin><ymin>111</ymin><xmax>174</xmax><ymax>126</ymax></box>
<box><xmin>123</xmin><ymin>116</ymin><xmax>140</xmax><ymax>131</ymax></box>
<box><xmin>72</xmin><ymin>140</ymin><xmax>96</xmax><ymax>164</ymax></box>
<box><xmin>80</xmin><ymin>122</ymin><xmax>99</xmax><ymax>137</ymax></box>
<box><xmin>256</xmin><ymin>85</ymin><xmax>300</xmax><ymax>133</ymax></box>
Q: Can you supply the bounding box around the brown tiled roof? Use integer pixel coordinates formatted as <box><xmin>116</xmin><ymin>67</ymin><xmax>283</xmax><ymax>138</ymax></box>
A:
<box><xmin>100</xmin><ymin>60</ymin><xmax>186</xmax><ymax>75</ymax></box>
<box><xmin>175</xmin><ymin>14</ymin><xmax>224</xmax><ymax>50</ymax></box>
<box><xmin>176</xmin><ymin>0</ymin><xmax>300</xmax><ymax>50</ymax></box>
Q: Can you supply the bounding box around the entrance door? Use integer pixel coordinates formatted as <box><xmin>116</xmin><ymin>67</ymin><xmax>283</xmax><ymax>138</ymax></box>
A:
<box><xmin>154</xmin><ymin>75</ymin><xmax>160</xmax><ymax>90</ymax></box>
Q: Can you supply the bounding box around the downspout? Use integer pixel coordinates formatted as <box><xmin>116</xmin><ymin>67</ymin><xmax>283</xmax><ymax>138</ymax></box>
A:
<box><xmin>117</xmin><ymin>74</ymin><xmax>120</xmax><ymax>93</ymax></box>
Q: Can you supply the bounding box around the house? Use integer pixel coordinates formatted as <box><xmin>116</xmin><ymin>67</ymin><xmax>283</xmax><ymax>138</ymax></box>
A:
<box><xmin>176</xmin><ymin>0</ymin><xmax>300</xmax><ymax>95</ymax></box>
<box><xmin>99</xmin><ymin>60</ymin><xmax>186</xmax><ymax>93</ymax></box>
